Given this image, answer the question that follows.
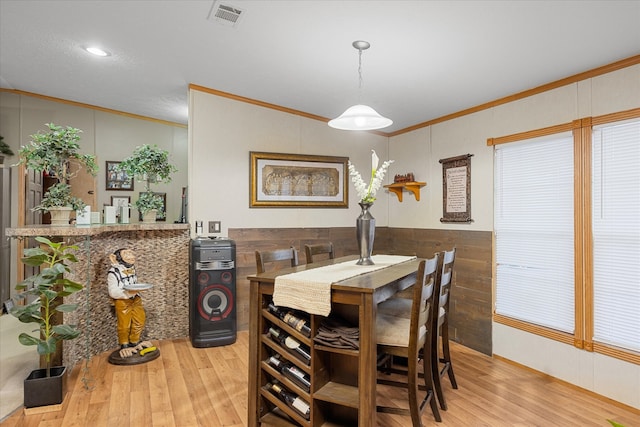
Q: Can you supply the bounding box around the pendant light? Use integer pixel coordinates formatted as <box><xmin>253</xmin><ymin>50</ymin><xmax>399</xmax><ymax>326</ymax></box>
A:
<box><xmin>328</xmin><ymin>40</ymin><xmax>392</xmax><ymax>131</ymax></box>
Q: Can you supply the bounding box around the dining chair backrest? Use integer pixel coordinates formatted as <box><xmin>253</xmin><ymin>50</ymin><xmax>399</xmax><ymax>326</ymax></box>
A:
<box><xmin>255</xmin><ymin>247</ymin><xmax>299</xmax><ymax>274</ymax></box>
<box><xmin>304</xmin><ymin>242</ymin><xmax>335</xmax><ymax>264</ymax></box>
<box><xmin>377</xmin><ymin>254</ymin><xmax>441</xmax><ymax>353</ymax></box>
<box><xmin>437</xmin><ymin>248</ymin><xmax>456</xmax><ymax>325</ymax></box>
<box><xmin>411</xmin><ymin>254</ymin><xmax>440</xmax><ymax>352</ymax></box>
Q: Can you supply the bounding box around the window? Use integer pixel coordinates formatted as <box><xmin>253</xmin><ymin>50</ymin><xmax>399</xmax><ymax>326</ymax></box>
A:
<box><xmin>591</xmin><ymin>119</ymin><xmax>640</xmax><ymax>353</ymax></box>
<box><xmin>494</xmin><ymin>133</ymin><xmax>575</xmax><ymax>333</ymax></box>
<box><xmin>491</xmin><ymin>111</ymin><xmax>640</xmax><ymax>363</ymax></box>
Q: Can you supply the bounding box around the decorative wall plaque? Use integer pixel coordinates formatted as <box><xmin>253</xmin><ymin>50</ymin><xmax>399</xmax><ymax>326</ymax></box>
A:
<box><xmin>440</xmin><ymin>154</ymin><xmax>473</xmax><ymax>223</ymax></box>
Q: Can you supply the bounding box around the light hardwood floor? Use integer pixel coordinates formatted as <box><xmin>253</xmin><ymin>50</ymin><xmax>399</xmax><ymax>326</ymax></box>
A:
<box><xmin>1</xmin><ymin>331</ymin><xmax>637</xmax><ymax>426</ymax></box>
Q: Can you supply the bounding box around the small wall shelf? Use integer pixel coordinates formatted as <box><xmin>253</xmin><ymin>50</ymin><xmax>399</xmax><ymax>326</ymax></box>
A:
<box><xmin>384</xmin><ymin>181</ymin><xmax>426</xmax><ymax>202</ymax></box>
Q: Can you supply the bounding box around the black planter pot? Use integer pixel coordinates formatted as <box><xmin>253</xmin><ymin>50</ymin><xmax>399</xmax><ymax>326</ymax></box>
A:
<box><xmin>23</xmin><ymin>366</ymin><xmax>67</xmax><ymax>408</ymax></box>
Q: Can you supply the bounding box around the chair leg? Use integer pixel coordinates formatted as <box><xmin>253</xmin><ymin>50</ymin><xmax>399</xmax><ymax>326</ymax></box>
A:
<box><xmin>376</xmin><ymin>352</ymin><xmax>393</xmax><ymax>375</ymax></box>
<box><xmin>440</xmin><ymin>320</ymin><xmax>458</xmax><ymax>389</ymax></box>
<box><xmin>432</xmin><ymin>331</ymin><xmax>447</xmax><ymax>410</ymax></box>
<box><xmin>422</xmin><ymin>342</ymin><xmax>442</xmax><ymax>423</ymax></box>
<box><xmin>376</xmin><ymin>353</ymin><xmax>442</xmax><ymax>425</ymax></box>
<box><xmin>407</xmin><ymin>357</ymin><xmax>423</xmax><ymax>427</ymax></box>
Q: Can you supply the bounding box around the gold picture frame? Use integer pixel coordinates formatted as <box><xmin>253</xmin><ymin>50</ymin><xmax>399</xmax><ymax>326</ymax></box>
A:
<box><xmin>250</xmin><ymin>151</ymin><xmax>348</xmax><ymax>208</ymax></box>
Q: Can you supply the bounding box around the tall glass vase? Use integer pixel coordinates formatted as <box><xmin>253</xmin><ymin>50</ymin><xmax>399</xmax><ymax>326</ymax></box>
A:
<box><xmin>356</xmin><ymin>202</ymin><xmax>375</xmax><ymax>265</ymax></box>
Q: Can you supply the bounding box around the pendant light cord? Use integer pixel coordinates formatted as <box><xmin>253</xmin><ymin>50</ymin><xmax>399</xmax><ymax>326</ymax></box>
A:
<box><xmin>352</xmin><ymin>40</ymin><xmax>370</xmax><ymax>103</ymax></box>
<box><xmin>358</xmin><ymin>47</ymin><xmax>363</xmax><ymax>91</ymax></box>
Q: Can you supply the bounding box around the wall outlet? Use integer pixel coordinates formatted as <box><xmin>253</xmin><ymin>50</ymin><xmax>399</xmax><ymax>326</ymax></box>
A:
<box><xmin>209</xmin><ymin>221</ymin><xmax>221</xmax><ymax>233</ymax></box>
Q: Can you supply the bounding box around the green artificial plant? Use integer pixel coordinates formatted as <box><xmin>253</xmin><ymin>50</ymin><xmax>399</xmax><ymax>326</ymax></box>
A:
<box><xmin>10</xmin><ymin>237</ymin><xmax>84</xmax><ymax>377</ymax></box>
<box><xmin>116</xmin><ymin>144</ymin><xmax>177</xmax><ymax>215</ymax></box>
<box><xmin>136</xmin><ymin>191</ymin><xmax>165</xmax><ymax>215</ymax></box>
<box><xmin>16</xmin><ymin>123</ymin><xmax>98</xmax><ymax>212</ymax></box>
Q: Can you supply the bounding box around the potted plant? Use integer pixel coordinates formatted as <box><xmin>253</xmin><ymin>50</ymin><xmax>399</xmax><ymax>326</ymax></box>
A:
<box><xmin>116</xmin><ymin>144</ymin><xmax>177</xmax><ymax>222</ymax></box>
<box><xmin>0</xmin><ymin>135</ymin><xmax>14</xmax><ymax>164</ymax></box>
<box><xmin>16</xmin><ymin>123</ymin><xmax>98</xmax><ymax>225</ymax></box>
<box><xmin>136</xmin><ymin>191</ymin><xmax>165</xmax><ymax>222</ymax></box>
<box><xmin>10</xmin><ymin>237</ymin><xmax>84</xmax><ymax>408</ymax></box>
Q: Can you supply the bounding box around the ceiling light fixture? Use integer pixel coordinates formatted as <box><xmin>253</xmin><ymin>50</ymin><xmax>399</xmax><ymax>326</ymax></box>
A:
<box><xmin>328</xmin><ymin>40</ymin><xmax>392</xmax><ymax>131</ymax></box>
<box><xmin>84</xmin><ymin>46</ymin><xmax>111</xmax><ymax>57</ymax></box>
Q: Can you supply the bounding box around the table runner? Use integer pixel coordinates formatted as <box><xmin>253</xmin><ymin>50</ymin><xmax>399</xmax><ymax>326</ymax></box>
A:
<box><xmin>272</xmin><ymin>255</ymin><xmax>417</xmax><ymax>316</ymax></box>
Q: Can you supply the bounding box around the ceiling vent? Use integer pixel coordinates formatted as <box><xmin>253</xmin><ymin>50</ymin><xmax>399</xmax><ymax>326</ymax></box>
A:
<box><xmin>207</xmin><ymin>1</ymin><xmax>244</xmax><ymax>27</ymax></box>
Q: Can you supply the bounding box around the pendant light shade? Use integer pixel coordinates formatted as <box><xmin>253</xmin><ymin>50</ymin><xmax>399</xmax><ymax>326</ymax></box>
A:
<box><xmin>328</xmin><ymin>104</ymin><xmax>393</xmax><ymax>130</ymax></box>
<box><xmin>329</xmin><ymin>41</ymin><xmax>392</xmax><ymax>131</ymax></box>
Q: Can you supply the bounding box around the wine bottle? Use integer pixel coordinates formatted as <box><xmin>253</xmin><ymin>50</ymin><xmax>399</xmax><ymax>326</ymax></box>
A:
<box><xmin>267</xmin><ymin>303</ymin><xmax>311</xmax><ymax>337</ymax></box>
<box><xmin>267</xmin><ymin>354</ymin><xmax>311</xmax><ymax>392</ymax></box>
<box><xmin>266</xmin><ymin>381</ymin><xmax>310</xmax><ymax>420</ymax></box>
<box><xmin>268</xmin><ymin>327</ymin><xmax>311</xmax><ymax>365</ymax></box>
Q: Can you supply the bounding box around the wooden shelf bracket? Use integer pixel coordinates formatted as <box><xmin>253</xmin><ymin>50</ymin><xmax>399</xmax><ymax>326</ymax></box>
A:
<box><xmin>384</xmin><ymin>181</ymin><xmax>426</xmax><ymax>202</ymax></box>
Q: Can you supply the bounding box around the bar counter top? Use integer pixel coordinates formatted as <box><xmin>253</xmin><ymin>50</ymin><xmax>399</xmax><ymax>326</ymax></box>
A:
<box><xmin>6</xmin><ymin>222</ymin><xmax>189</xmax><ymax>237</ymax></box>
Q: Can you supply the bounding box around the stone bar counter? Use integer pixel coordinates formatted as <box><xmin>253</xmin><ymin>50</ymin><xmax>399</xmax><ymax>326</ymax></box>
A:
<box><xmin>6</xmin><ymin>223</ymin><xmax>190</xmax><ymax>369</ymax></box>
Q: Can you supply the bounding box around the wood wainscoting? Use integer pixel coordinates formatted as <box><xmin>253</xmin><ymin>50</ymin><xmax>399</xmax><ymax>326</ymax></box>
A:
<box><xmin>229</xmin><ymin>226</ymin><xmax>492</xmax><ymax>355</ymax></box>
<box><xmin>384</xmin><ymin>228</ymin><xmax>493</xmax><ymax>355</ymax></box>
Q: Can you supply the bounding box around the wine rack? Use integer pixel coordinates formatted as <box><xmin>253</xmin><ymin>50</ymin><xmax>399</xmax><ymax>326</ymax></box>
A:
<box><xmin>248</xmin><ymin>255</ymin><xmax>422</xmax><ymax>427</ymax></box>
<box><xmin>254</xmin><ymin>292</ymin><xmax>361</xmax><ymax>426</ymax></box>
<box><xmin>259</xmin><ymin>302</ymin><xmax>313</xmax><ymax>426</ymax></box>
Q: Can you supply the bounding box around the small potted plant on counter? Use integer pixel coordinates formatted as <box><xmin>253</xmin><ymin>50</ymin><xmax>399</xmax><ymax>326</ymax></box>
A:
<box><xmin>16</xmin><ymin>123</ymin><xmax>98</xmax><ymax>225</ymax></box>
<box><xmin>135</xmin><ymin>191</ymin><xmax>165</xmax><ymax>222</ymax></box>
<box><xmin>116</xmin><ymin>144</ymin><xmax>177</xmax><ymax>222</ymax></box>
<box><xmin>10</xmin><ymin>237</ymin><xmax>84</xmax><ymax>408</ymax></box>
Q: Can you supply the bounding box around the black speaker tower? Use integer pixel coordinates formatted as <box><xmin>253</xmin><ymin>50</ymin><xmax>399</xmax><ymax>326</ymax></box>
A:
<box><xmin>189</xmin><ymin>238</ymin><xmax>237</xmax><ymax>347</ymax></box>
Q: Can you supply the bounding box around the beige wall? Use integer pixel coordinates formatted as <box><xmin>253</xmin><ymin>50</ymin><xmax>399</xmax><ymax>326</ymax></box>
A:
<box><xmin>189</xmin><ymin>64</ymin><xmax>640</xmax><ymax>409</ymax></box>
<box><xmin>188</xmin><ymin>90</ymin><xmax>389</xmax><ymax>235</ymax></box>
<box><xmin>0</xmin><ymin>92</ymin><xmax>188</xmax><ymax>296</ymax></box>
<box><xmin>387</xmin><ymin>64</ymin><xmax>640</xmax><ymax>409</ymax></box>
<box><xmin>93</xmin><ymin>112</ymin><xmax>188</xmax><ymax>217</ymax></box>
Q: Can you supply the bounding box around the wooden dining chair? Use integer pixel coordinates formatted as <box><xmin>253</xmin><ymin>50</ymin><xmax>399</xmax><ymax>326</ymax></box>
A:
<box><xmin>376</xmin><ymin>248</ymin><xmax>458</xmax><ymax>411</ymax></box>
<box><xmin>375</xmin><ymin>254</ymin><xmax>442</xmax><ymax>425</ymax></box>
<box><xmin>304</xmin><ymin>242</ymin><xmax>335</xmax><ymax>264</ymax></box>
<box><xmin>431</xmin><ymin>248</ymin><xmax>458</xmax><ymax>410</ymax></box>
<box><xmin>255</xmin><ymin>247</ymin><xmax>299</xmax><ymax>274</ymax></box>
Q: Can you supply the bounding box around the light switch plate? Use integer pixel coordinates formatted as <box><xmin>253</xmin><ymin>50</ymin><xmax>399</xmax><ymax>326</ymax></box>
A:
<box><xmin>209</xmin><ymin>221</ymin><xmax>221</xmax><ymax>233</ymax></box>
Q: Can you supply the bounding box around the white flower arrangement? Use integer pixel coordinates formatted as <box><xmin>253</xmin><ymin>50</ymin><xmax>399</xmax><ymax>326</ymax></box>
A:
<box><xmin>348</xmin><ymin>150</ymin><xmax>394</xmax><ymax>204</ymax></box>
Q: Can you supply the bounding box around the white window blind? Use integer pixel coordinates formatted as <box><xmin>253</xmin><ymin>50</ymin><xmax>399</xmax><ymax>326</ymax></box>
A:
<box><xmin>494</xmin><ymin>133</ymin><xmax>575</xmax><ymax>333</ymax></box>
<box><xmin>592</xmin><ymin>119</ymin><xmax>640</xmax><ymax>352</ymax></box>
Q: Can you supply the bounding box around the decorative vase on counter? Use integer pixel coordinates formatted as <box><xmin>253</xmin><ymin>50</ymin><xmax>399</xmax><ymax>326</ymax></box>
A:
<box><xmin>356</xmin><ymin>202</ymin><xmax>375</xmax><ymax>265</ymax></box>
<box><xmin>142</xmin><ymin>209</ymin><xmax>157</xmax><ymax>223</ymax></box>
<box><xmin>48</xmin><ymin>206</ymin><xmax>73</xmax><ymax>226</ymax></box>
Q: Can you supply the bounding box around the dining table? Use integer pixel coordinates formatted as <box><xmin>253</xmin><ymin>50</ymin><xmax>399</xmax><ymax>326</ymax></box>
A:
<box><xmin>247</xmin><ymin>254</ymin><xmax>422</xmax><ymax>427</ymax></box>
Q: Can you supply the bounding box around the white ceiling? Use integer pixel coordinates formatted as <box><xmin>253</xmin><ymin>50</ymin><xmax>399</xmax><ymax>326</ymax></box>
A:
<box><xmin>1</xmin><ymin>1</ymin><xmax>639</xmax><ymax>134</ymax></box>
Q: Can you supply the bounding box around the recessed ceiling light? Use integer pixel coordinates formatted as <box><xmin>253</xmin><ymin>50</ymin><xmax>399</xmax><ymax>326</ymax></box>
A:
<box><xmin>84</xmin><ymin>46</ymin><xmax>111</xmax><ymax>57</ymax></box>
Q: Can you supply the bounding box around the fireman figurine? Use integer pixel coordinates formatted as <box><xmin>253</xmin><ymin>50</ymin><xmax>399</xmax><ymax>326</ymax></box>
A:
<box><xmin>106</xmin><ymin>248</ymin><xmax>159</xmax><ymax>364</ymax></box>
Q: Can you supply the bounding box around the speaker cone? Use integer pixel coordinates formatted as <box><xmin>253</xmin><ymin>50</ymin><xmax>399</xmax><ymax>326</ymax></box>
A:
<box><xmin>197</xmin><ymin>284</ymin><xmax>233</xmax><ymax>321</ymax></box>
<box><xmin>220</xmin><ymin>271</ymin><xmax>232</xmax><ymax>284</ymax></box>
<box><xmin>197</xmin><ymin>271</ymin><xmax>210</xmax><ymax>285</ymax></box>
